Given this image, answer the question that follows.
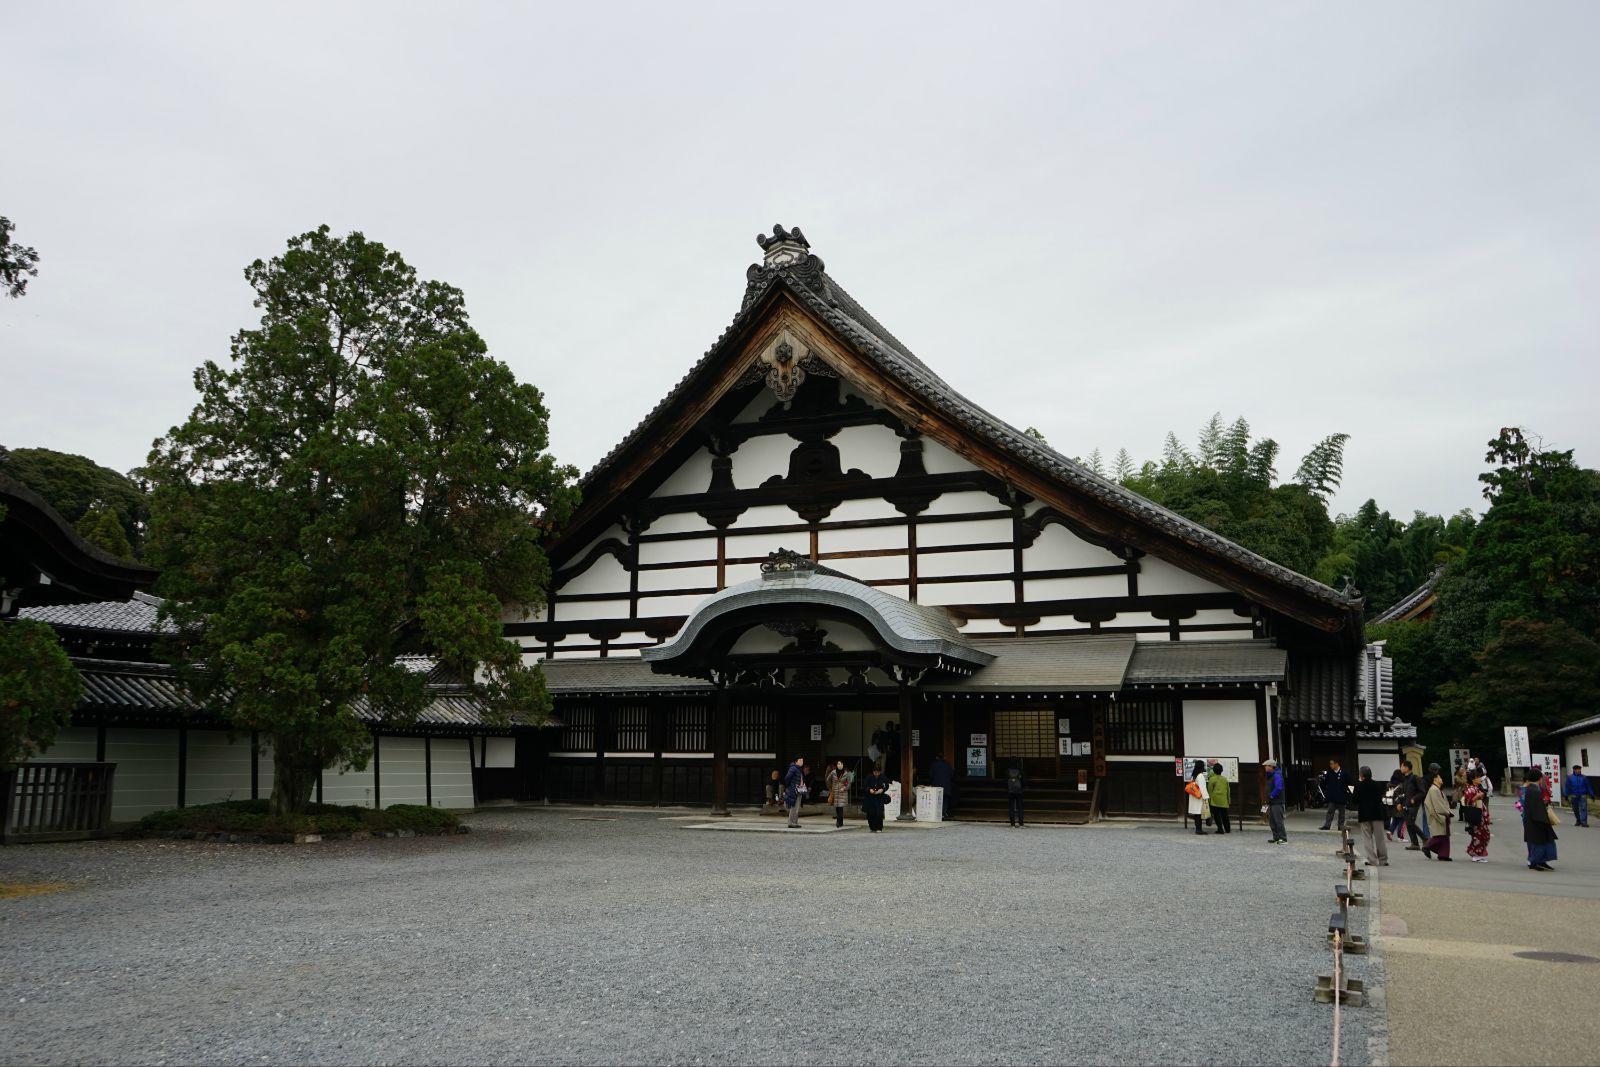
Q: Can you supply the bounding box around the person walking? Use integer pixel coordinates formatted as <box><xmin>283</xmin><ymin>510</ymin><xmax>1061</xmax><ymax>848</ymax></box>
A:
<box><xmin>1352</xmin><ymin>766</ymin><xmax>1389</xmax><ymax>866</ymax></box>
<box><xmin>1185</xmin><ymin>759</ymin><xmax>1210</xmax><ymax>835</ymax></box>
<box><xmin>826</xmin><ymin>760</ymin><xmax>851</xmax><ymax>829</ymax></box>
<box><xmin>860</xmin><ymin>766</ymin><xmax>890</xmax><ymax>832</ymax></box>
<box><xmin>1400</xmin><ymin>760</ymin><xmax>1426</xmax><ymax>851</ymax></box>
<box><xmin>1006</xmin><ymin>760</ymin><xmax>1026</xmax><ymax>827</ymax></box>
<box><xmin>1318</xmin><ymin>759</ymin><xmax>1351</xmax><ymax>831</ymax></box>
<box><xmin>783</xmin><ymin>755</ymin><xmax>808</xmax><ymax>829</ymax></box>
<box><xmin>1422</xmin><ymin>768</ymin><xmax>1454</xmax><ymax>860</ymax></box>
<box><xmin>1207</xmin><ymin>762</ymin><xmax>1232</xmax><ymax>834</ymax></box>
<box><xmin>1522</xmin><ymin>766</ymin><xmax>1559</xmax><ymax>871</ymax></box>
<box><xmin>1461</xmin><ymin>775</ymin><xmax>1492</xmax><ymax>862</ymax></box>
<box><xmin>1385</xmin><ymin>768</ymin><xmax>1407</xmax><ymax>840</ymax></box>
<box><xmin>1566</xmin><ymin>765</ymin><xmax>1592</xmax><ymax>828</ymax></box>
<box><xmin>1263</xmin><ymin>759</ymin><xmax>1288</xmax><ymax>844</ymax></box>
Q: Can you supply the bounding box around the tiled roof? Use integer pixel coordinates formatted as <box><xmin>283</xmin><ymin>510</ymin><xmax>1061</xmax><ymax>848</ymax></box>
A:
<box><xmin>1279</xmin><ymin>653</ymin><xmax>1360</xmax><ymax>725</ymax></box>
<box><xmin>925</xmin><ymin>635</ymin><xmax>1135</xmax><ymax>692</ymax></box>
<box><xmin>1124</xmin><ymin>640</ymin><xmax>1288</xmax><ymax>686</ymax></box>
<box><xmin>541</xmin><ymin>657</ymin><xmax>710</xmax><ymax>695</ymax></box>
<box><xmin>70</xmin><ymin>658</ymin><xmax>526</xmax><ymax>730</ymax></box>
<box><xmin>1551</xmin><ymin>713</ymin><xmax>1600</xmax><ymax>739</ymax></box>
<box><xmin>573</xmin><ymin>245</ymin><xmax>1362</xmax><ymax>620</ymax></box>
<box><xmin>18</xmin><ymin>591</ymin><xmax>173</xmax><ymax>633</ymax></box>
<box><xmin>1371</xmin><ymin>567</ymin><xmax>1443</xmax><ymax>624</ymax></box>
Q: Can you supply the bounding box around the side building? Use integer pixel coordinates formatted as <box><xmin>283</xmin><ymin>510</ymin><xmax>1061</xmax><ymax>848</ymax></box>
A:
<box><xmin>512</xmin><ymin>226</ymin><xmax>1402</xmax><ymax>820</ymax></box>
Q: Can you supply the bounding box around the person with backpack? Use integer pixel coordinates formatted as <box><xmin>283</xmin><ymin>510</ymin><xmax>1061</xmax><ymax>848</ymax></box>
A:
<box><xmin>1006</xmin><ymin>760</ymin><xmax>1026</xmax><ymax>827</ymax></box>
<box><xmin>1207</xmin><ymin>762</ymin><xmax>1232</xmax><ymax>834</ymax></box>
<box><xmin>1185</xmin><ymin>759</ymin><xmax>1210</xmax><ymax>835</ymax></box>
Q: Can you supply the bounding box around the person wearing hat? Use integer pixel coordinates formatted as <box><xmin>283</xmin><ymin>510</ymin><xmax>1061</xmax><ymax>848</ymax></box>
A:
<box><xmin>1263</xmin><ymin>759</ymin><xmax>1288</xmax><ymax>844</ymax></box>
<box><xmin>783</xmin><ymin>755</ymin><xmax>809</xmax><ymax>829</ymax></box>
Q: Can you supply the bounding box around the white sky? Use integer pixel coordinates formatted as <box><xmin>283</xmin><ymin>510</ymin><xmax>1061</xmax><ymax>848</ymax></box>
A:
<box><xmin>3</xmin><ymin>2</ymin><xmax>1596</xmax><ymax>520</ymax></box>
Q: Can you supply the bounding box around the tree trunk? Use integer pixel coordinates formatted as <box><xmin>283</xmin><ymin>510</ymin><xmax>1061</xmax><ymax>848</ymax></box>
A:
<box><xmin>269</xmin><ymin>742</ymin><xmax>320</xmax><ymax>815</ymax></box>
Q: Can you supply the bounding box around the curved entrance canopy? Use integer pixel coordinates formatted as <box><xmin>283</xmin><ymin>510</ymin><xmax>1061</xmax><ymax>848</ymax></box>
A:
<box><xmin>640</xmin><ymin>550</ymin><xmax>994</xmax><ymax>684</ymax></box>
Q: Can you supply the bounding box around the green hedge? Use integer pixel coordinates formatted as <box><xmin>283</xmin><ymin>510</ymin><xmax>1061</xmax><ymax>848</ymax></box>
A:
<box><xmin>134</xmin><ymin>799</ymin><xmax>460</xmax><ymax>838</ymax></box>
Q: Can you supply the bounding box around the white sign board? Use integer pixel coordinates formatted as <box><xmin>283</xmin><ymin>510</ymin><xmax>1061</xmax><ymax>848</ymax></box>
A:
<box><xmin>970</xmin><ymin>733</ymin><xmax>988</xmax><ymax>747</ymax></box>
<box><xmin>1448</xmin><ymin>748</ymin><xmax>1470</xmax><ymax>776</ymax></box>
<box><xmin>1059</xmin><ymin>737</ymin><xmax>1074</xmax><ymax>756</ymax></box>
<box><xmin>1058</xmin><ymin>719</ymin><xmax>1072</xmax><ymax>735</ymax></box>
<box><xmin>883</xmin><ymin>781</ymin><xmax>901</xmax><ymax>821</ymax></box>
<box><xmin>911</xmin><ymin>729</ymin><xmax>920</xmax><ymax>748</ymax></box>
<box><xmin>1178</xmin><ymin>756</ymin><xmax>1240</xmax><ymax>784</ymax></box>
<box><xmin>1505</xmin><ymin>726</ymin><xmax>1530</xmax><ymax>768</ymax></box>
<box><xmin>966</xmin><ymin>746</ymin><xmax>988</xmax><ymax>777</ymax></box>
<box><xmin>810</xmin><ymin>724</ymin><xmax>823</xmax><ymax>742</ymax></box>
<box><xmin>1534</xmin><ymin>753</ymin><xmax>1563</xmax><ymax>803</ymax></box>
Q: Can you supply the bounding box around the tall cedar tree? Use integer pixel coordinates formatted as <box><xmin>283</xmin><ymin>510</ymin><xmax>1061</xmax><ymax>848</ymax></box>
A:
<box><xmin>145</xmin><ymin>227</ymin><xmax>577</xmax><ymax>814</ymax></box>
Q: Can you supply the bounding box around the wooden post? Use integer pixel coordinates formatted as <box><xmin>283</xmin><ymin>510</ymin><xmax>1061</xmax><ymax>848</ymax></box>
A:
<box><xmin>942</xmin><ymin>700</ymin><xmax>955</xmax><ymax>768</ymax></box>
<box><xmin>897</xmin><ymin>683</ymin><xmax>917</xmax><ymax>821</ymax></box>
<box><xmin>711</xmin><ymin>686</ymin><xmax>731</xmax><ymax>816</ymax></box>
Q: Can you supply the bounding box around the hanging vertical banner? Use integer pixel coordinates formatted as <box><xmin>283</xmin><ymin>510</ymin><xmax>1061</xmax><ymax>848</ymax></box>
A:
<box><xmin>1504</xmin><ymin>726</ymin><xmax>1530</xmax><ymax>768</ymax></box>
<box><xmin>1533</xmin><ymin>753</ymin><xmax>1563</xmax><ymax>803</ymax></box>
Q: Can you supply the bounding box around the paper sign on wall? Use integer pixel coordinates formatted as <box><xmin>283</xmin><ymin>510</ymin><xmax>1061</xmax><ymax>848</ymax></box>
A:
<box><xmin>966</xmin><ymin>746</ymin><xmax>988</xmax><ymax>777</ymax></box>
<box><xmin>1058</xmin><ymin>737</ymin><xmax>1073</xmax><ymax>756</ymax></box>
<box><xmin>1058</xmin><ymin>720</ymin><xmax>1072</xmax><ymax>735</ymax></box>
<box><xmin>809</xmin><ymin>724</ymin><xmax>822</xmax><ymax>741</ymax></box>
<box><xmin>970</xmin><ymin>733</ymin><xmax>988</xmax><ymax>747</ymax></box>
<box><xmin>1505</xmin><ymin>726</ymin><xmax>1530</xmax><ymax>768</ymax></box>
<box><xmin>911</xmin><ymin>729</ymin><xmax>920</xmax><ymax>747</ymax></box>
<box><xmin>1178</xmin><ymin>756</ymin><xmax>1240</xmax><ymax>783</ymax></box>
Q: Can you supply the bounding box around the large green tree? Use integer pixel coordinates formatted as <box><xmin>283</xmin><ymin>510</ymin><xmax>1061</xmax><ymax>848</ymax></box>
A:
<box><xmin>144</xmin><ymin>226</ymin><xmax>577</xmax><ymax>814</ymax></box>
<box><xmin>0</xmin><ymin>446</ymin><xmax>149</xmax><ymax>557</ymax></box>
<box><xmin>0</xmin><ymin>618</ymin><xmax>83</xmax><ymax>770</ymax></box>
<box><xmin>1429</xmin><ymin>618</ymin><xmax>1600</xmax><ymax>748</ymax></box>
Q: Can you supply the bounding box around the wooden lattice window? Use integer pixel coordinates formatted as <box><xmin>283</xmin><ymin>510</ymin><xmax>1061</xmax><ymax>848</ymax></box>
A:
<box><xmin>560</xmin><ymin>706</ymin><xmax>595</xmax><ymax>752</ymax></box>
<box><xmin>732</xmin><ymin>703</ymin><xmax>773</xmax><ymax>754</ymax></box>
<box><xmin>671</xmin><ymin>704</ymin><xmax>709</xmax><ymax>753</ymax></box>
<box><xmin>993</xmin><ymin>709</ymin><xmax>1055</xmax><ymax>758</ymax></box>
<box><xmin>612</xmin><ymin>705</ymin><xmax>650</xmax><ymax>753</ymax></box>
<box><xmin>1106</xmin><ymin>698</ymin><xmax>1174</xmax><ymax>754</ymax></box>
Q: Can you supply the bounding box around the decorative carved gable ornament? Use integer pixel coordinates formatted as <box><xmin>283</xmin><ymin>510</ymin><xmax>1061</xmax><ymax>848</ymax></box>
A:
<box><xmin>736</xmin><ymin>336</ymin><xmax>837</xmax><ymax>407</ymax></box>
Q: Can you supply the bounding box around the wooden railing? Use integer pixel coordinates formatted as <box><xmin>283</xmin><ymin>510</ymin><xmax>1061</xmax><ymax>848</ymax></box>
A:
<box><xmin>2</xmin><ymin>762</ymin><xmax>117</xmax><ymax>844</ymax></box>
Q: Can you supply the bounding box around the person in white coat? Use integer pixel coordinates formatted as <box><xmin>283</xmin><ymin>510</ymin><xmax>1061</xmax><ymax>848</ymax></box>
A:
<box><xmin>1186</xmin><ymin>759</ymin><xmax>1211</xmax><ymax>835</ymax></box>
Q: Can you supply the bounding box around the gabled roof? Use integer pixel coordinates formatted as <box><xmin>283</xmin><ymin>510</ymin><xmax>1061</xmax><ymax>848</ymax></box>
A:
<box><xmin>1550</xmin><ymin>712</ymin><xmax>1600</xmax><ymax>740</ymax></box>
<box><xmin>0</xmin><ymin>474</ymin><xmax>157</xmax><ymax>609</ymax></box>
<box><xmin>560</xmin><ymin>230</ymin><xmax>1362</xmax><ymax>635</ymax></box>
<box><xmin>1371</xmin><ymin>567</ymin><xmax>1444</xmax><ymax>625</ymax></box>
<box><xmin>18</xmin><ymin>591</ymin><xmax>172</xmax><ymax>633</ymax></box>
<box><xmin>1123</xmin><ymin>639</ymin><xmax>1287</xmax><ymax>686</ymax></box>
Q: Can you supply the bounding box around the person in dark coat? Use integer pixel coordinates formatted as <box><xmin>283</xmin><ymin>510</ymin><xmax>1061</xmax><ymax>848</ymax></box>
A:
<box><xmin>1352</xmin><ymin>765</ymin><xmax>1390</xmax><ymax>866</ymax></box>
<box><xmin>783</xmin><ymin>756</ymin><xmax>807</xmax><ymax>829</ymax></box>
<box><xmin>1523</xmin><ymin>765</ymin><xmax>1559</xmax><ymax>871</ymax></box>
<box><xmin>860</xmin><ymin>767</ymin><xmax>891</xmax><ymax>832</ymax></box>
<box><xmin>1318</xmin><ymin>759</ymin><xmax>1352</xmax><ymax>830</ymax></box>
<box><xmin>1006</xmin><ymin>760</ymin><xmax>1025</xmax><ymax>827</ymax></box>
<box><xmin>1400</xmin><ymin>760</ymin><xmax>1427</xmax><ymax>850</ymax></box>
<box><xmin>928</xmin><ymin>753</ymin><xmax>956</xmax><ymax>819</ymax></box>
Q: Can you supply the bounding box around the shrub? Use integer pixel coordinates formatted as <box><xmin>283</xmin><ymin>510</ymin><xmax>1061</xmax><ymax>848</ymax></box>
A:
<box><xmin>133</xmin><ymin>799</ymin><xmax>459</xmax><ymax>838</ymax></box>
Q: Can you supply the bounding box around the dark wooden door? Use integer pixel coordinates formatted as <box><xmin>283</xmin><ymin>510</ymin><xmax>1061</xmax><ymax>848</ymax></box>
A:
<box><xmin>992</xmin><ymin>708</ymin><xmax>1059</xmax><ymax>783</ymax></box>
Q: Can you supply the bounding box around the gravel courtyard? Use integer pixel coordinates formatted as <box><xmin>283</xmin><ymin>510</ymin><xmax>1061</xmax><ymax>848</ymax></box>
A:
<box><xmin>0</xmin><ymin>810</ymin><xmax>1382</xmax><ymax>1066</ymax></box>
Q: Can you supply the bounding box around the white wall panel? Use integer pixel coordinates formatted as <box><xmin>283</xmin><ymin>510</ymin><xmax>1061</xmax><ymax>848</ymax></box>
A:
<box><xmin>1181</xmin><ymin>699</ymin><xmax>1260</xmax><ymax>763</ymax></box>
<box><xmin>606</xmin><ymin>647</ymin><xmax>643</xmax><ymax>658</ymax></box>
<box><xmin>638</xmin><ymin>565</ymin><xmax>718</xmax><ymax>592</ymax></box>
<box><xmin>1022</xmin><ymin>523</ymin><xmax>1125</xmax><ymax>569</ymax></box>
<box><xmin>960</xmin><ymin>617</ymin><xmax>1015</xmax><ymax>634</ymax></box>
<box><xmin>1024</xmin><ymin>575</ymin><xmax>1128</xmax><ymax>601</ymax></box>
<box><xmin>723</xmin><ymin>563</ymin><xmax>763</xmax><ymax>586</ymax></box>
<box><xmin>875</xmin><ymin>584</ymin><xmax>910</xmax><ymax>601</ymax></box>
<box><xmin>321</xmin><ymin>760</ymin><xmax>376</xmax><ymax>808</ymax></box>
<box><xmin>637</xmin><ymin>593</ymin><xmax>715</xmax><ymax>617</ymax></box>
<box><xmin>560</xmin><ymin>554</ymin><xmax>630</xmax><ymax>597</ymax></box>
<box><xmin>819</xmin><ymin>524</ymin><xmax>906</xmax><ymax>553</ymax></box>
<box><xmin>730</xmin><ymin>436</ymin><xmax>795</xmax><ymax>488</ymax></box>
<box><xmin>104</xmin><ymin>729</ymin><xmax>179</xmax><ymax>821</ymax></box>
<box><xmin>30</xmin><ymin>727</ymin><xmax>97</xmax><ymax>762</ymax></box>
<box><xmin>553</xmin><ymin>599</ymin><xmax>632</xmax><ymax>621</ymax></box>
<box><xmin>832</xmin><ymin>425</ymin><xmax>902</xmax><ymax>478</ymax></box>
<box><xmin>1139</xmin><ymin>557</ymin><xmax>1227</xmax><ymax>596</ymax></box>
<box><xmin>637</xmin><ymin>537</ymin><xmax>718</xmax><ymax>566</ymax></box>
<box><xmin>185</xmin><ymin>730</ymin><xmax>254</xmax><ymax>805</ymax></box>
<box><xmin>726</xmin><ymin>529</ymin><xmax>810</xmax><ymax>558</ymax></box>
<box><xmin>643</xmin><ymin>511</ymin><xmax>715</xmax><ymax>536</ymax></box>
<box><xmin>823</xmin><ymin>499</ymin><xmax>902</xmax><ymax>522</ymax></box>
<box><xmin>918</xmin><ymin>549</ymin><xmax>1013</xmax><ymax>578</ymax></box>
<box><xmin>652</xmin><ymin>448</ymin><xmax>714</xmax><ymax>497</ymax></box>
<box><xmin>430</xmin><ymin>739</ymin><xmax>476</xmax><ymax>809</ymax></box>
<box><xmin>921</xmin><ymin>439</ymin><xmax>980</xmax><ymax>475</ymax></box>
<box><xmin>730</xmin><ymin>628</ymin><xmax>788</xmax><ymax>654</ymax></box>
<box><xmin>1032</xmin><ymin>615</ymin><xmax>1092</xmax><ymax>631</ymax></box>
<box><xmin>730</xmin><ymin>504</ymin><xmax>800</xmax><ymax>529</ymax></box>
<box><xmin>1564</xmin><ymin>731</ymin><xmax>1600</xmax><ymax>777</ymax></box>
<box><xmin>823</xmin><ymin>554</ymin><xmax>909</xmax><ymax>583</ymax></box>
<box><xmin>917</xmin><ymin>580</ymin><xmax>1012</xmax><ymax>606</ymax></box>
<box><xmin>379</xmin><ymin>736</ymin><xmax>427</xmax><ymax>806</ymax></box>
<box><xmin>483</xmin><ymin>737</ymin><xmax>516</xmax><ymax>768</ymax></box>
<box><xmin>918</xmin><ymin>518</ymin><xmax>1014</xmax><ymax>547</ymax></box>
<box><xmin>921</xmin><ymin>491</ymin><xmax>1003</xmax><ymax>517</ymax></box>
<box><xmin>1358</xmin><ymin>751</ymin><xmax>1401</xmax><ymax>781</ymax></box>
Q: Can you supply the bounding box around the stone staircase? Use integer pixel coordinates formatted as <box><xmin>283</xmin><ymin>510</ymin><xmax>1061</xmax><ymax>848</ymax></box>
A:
<box><xmin>950</xmin><ymin>778</ymin><xmax>1097</xmax><ymax>825</ymax></box>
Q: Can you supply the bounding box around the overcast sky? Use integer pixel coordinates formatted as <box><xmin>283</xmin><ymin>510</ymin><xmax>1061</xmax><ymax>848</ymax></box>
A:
<box><xmin>4</xmin><ymin>2</ymin><xmax>1597</xmax><ymax>520</ymax></box>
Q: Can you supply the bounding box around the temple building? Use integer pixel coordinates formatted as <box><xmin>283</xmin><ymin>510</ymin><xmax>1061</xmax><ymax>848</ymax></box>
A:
<box><xmin>517</xmin><ymin>226</ymin><xmax>1401</xmax><ymax>820</ymax></box>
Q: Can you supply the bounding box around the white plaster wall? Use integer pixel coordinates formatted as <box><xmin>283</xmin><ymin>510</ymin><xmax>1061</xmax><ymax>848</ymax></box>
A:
<box><xmin>730</xmin><ymin>504</ymin><xmax>799</xmax><ymax>528</ymax></box>
<box><xmin>918</xmin><ymin>517</ymin><xmax>1014</xmax><ymax>548</ymax></box>
<box><xmin>1181</xmin><ymin>700</ymin><xmax>1259</xmax><ymax>763</ymax></box>
<box><xmin>321</xmin><ymin>760</ymin><xmax>377</xmax><ymax>808</ymax></box>
<box><xmin>1357</xmin><ymin>750</ymin><xmax>1401</xmax><ymax>781</ymax></box>
<box><xmin>1024</xmin><ymin>575</ymin><xmax>1128</xmax><ymax>601</ymax></box>
<box><xmin>1139</xmin><ymin>557</ymin><xmax>1227</xmax><ymax>596</ymax></box>
<box><xmin>729</xmin><ymin>628</ymin><xmax>790</xmax><ymax>654</ymax></box>
<box><xmin>917</xmin><ymin>580</ymin><xmax>1012</xmax><ymax>606</ymax></box>
<box><xmin>1031</xmin><ymin>615</ymin><xmax>1093</xmax><ymax>631</ymax></box>
<box><xmin>636</xmin><ymin>593</ymin><xmax>713</xmax><ymax>617</ymax></box>
<box><xmin>960</xmin><ymin>617</ymin><xmax>1016</xmax><ymax>634</ymax></box>
<box><xmin>430</xmin><ymin>739</ymin><xmax>476</xmax><ymax>809</ymax></box>
<box><xmin>824</xmin><ymin>555</ymin><xmax>909</xmax><ymax>583</ymax></box>
<box><xmin>723</xmin><ymin>563</ymin><xmax>763</xmax><ymax>586</ymax></box>
<box><xmin>552</xmin><ymin>599</ymin><xmax>631</xmax><ymax>621</ymax></box>
<box><xmin>919</xmin><ymin>548</ymin><xmax>1012</xmax><ymax>578</ymax></box>
<box><xmin>637</xmin><ymin>537</ymin><xmax>718</xmax><ymax>566</ymax></box>
<box><xmin>379</xmin><ymin>736</ymin><xmax>428</xmax><ymax>806</ymax></box>
<box><xmin>825</xmin><ymin>499</ymin><xmax>901</xmax><ymax>522</ymax></box>
<box><xmin>726</xmin><ymin>528</ymin><xmax>810</xmax><ymax>560</ymax></box>
<box><xmin>643</xmin><ymin>511</ymin><xmax>714</xmax><ymax>536</ymax></box>
<box><xmin>875</xmin><ymin>584</ymin><xmax>911</xmax><ymax>601</ymax></box>
<box><xmin>921</xmin><ymin>491</ymin><xmax>1002</xmax><ymax>517</ymax></box>
<box><xmin>921</xmin><ymin>438</ymin><xmax>980</xmax><ymax>475</ymax></box>
<box><xmin>104</xmin><ymin>729</ymin><xmax>179</xmax><ymax>822</ymax></box>
<box><xmin>730</xmin><ymin>436</ymin><xmax>795</xmax><ymax>488</ymax></box>
<box><xmin>1021</xmin><ymin>523</ymin><xmax>1125</xmax><ymax>569</ymax></box>
<box><xmin>638</xmin><ymin>565</ymin><xmax>718</xmax><ymax>592</ymax></box>
<box><xmin>560</xmin><ymin>553</ymin><xmax>630</xmax><ymax>597</ymax></box>
<box><xmin>1564</xmin><ymin>730</ymin><xmax>1600</xmax><ymax>775</ymax></box>
<box><xmin>607</xmin><ymin>647</ymin><xmax>643</xmax><ymax>658</ymax></box>
<box><xmin>652</xmin><ymin>447</ymin><xmax>715</xmax><ymax>497</ymax></box>
<box><xmin>819</xmin><ymin>525</ymin><xmax>906</xmax><ymax>553</ymax></box>
<box><xmin>185</xmin><ymin>730</ymin><xmax>254</xmax><ymax>805</ymax></box>
<box><xmin>29</xmin><ymin>727</ymin><xmax>97</xmax><ymax>762</ymax></box>
<box><xmin>832</xmin><ymin>425</ymin><xmax>902</xmax><ymax>479</ymax></box>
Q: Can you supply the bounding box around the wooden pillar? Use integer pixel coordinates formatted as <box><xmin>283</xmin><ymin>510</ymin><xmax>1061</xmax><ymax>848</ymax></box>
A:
<box><xmin>711</xmin><ymin>687</ymin><xmax>731</xmax><ymax>816</ymax></box>
<box><xmin>897</xmin><ymin>683</ymin><xmax>917</xmax><ymax>821</ymax></box>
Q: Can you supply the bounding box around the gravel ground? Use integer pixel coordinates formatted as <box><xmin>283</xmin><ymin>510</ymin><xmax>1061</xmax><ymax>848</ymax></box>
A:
<box><xmin>0</xmin><ymin>810</ymin><xmax>1381</xmax><ymax>1065</ymax></box>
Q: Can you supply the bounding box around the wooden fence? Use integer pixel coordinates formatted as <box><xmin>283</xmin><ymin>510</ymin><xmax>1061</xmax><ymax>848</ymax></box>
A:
<box><xmin>1</xmin><ymin>762</ymin><xmax>117</xmax><ymax>844</ymax></box>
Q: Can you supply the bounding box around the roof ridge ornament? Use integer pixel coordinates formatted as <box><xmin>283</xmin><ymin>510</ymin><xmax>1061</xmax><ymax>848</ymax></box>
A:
<box><xmin>759</xmin><ymin>547</ymin><xmax>855</xmax><ymax>582</ymax></box>
<box><xmin>756</xmin><ymin>224</ymin><xmax>809</xmax><ymax>267</ymax></box>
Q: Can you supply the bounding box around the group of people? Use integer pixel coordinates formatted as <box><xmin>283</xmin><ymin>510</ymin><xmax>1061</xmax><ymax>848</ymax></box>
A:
<box><xmin>775</xmin><ymin>755</ymin><xmax>896</xmax><ymax>831</ymax></box>
<box><xmin>1313</xmin><ymin>755</ymin><xmax>1584</xmax><ymax>873</ymax></box>
<box><xmin>1183</xmin><ymin>760</ymin><xmax>1238</xmax><ymax>835</ymax></box>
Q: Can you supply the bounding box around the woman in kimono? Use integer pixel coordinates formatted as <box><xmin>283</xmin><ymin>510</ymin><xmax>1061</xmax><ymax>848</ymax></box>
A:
<box><xmin>1461</xmin><ymin>776</ymin><xmax>1491</xmax><ymax>862</ymax></box>
<box><xmin>1523</xmin><ymin>766</ymin><xmax>1558</xmax><ymax>871</ymax></box>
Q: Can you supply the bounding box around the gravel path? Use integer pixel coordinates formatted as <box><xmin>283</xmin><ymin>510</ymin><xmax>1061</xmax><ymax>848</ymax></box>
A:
<box><xmin>0</xmin><ymin>810</ymin><xmax>1380</xmax><ymax>1065</ymax></box>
